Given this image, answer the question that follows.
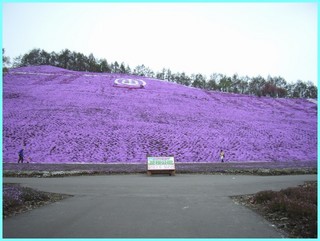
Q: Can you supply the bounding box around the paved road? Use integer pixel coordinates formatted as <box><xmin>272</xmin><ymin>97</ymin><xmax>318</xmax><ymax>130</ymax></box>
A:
<box><xmin>3</xmin><ymin>174</ymin><xmax>316</xmax><ymax>238</ymax></box>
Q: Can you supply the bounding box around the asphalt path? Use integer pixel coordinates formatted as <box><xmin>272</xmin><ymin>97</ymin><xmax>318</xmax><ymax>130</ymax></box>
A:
<box><xmin>3</xmin><ymin>174</ymin><xmax>317</xmax><ymax>238</ymax></box>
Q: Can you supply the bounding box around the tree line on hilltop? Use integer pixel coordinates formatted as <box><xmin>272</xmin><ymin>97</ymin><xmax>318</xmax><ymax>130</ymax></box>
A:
<box><xmin>3</xmin><ymin>48</ymin><xmax>317</xmax><ymax>99</ymax></box>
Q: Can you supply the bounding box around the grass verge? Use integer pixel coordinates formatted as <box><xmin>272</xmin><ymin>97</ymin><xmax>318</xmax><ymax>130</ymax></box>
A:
<box><xmin>3</xmin><ymin>183</ymin><xmax>71</xmax><ymax>219</ymax></box>
<box><xmin>232</xmin><ymin>181</ymin><xmax>317</xmax><ymax>238</ymax></box>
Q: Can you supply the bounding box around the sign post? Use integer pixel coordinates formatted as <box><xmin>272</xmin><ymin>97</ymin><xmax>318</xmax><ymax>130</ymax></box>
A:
<box><xmin>147</xmin><ymin>156</ymin><xmax>175</xmax><ymax>176</ymax></box>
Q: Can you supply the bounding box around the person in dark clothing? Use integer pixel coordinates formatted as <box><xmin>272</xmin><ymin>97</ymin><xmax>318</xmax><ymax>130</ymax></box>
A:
<box><xmin>18</xmin><ymin>148</ymin><xmax>24</xmax><ymax>163</ymax></box>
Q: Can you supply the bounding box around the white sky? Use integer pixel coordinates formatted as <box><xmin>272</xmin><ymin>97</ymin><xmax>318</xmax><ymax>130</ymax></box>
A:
<box><xmin>3</xmin><ymin>2</ymin><xmax>318</xmax><ymax>85</ymax></box>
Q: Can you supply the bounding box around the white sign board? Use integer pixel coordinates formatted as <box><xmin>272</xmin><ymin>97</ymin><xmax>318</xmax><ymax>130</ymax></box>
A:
<box><xmin>147</xmin><ymin>156</ymin><xmax>175</xmax><ymax>170</ymax></box>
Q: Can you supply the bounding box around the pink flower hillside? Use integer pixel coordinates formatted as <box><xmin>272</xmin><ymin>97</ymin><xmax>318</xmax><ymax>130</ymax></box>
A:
<box><xmin>3</xmin><ymin>65</ymin><xmax>317</xmax><ymax>164</ymax></box>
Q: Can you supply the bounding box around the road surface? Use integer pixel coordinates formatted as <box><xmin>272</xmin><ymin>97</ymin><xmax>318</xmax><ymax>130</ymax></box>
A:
<box><xmin>3</xmin><ymin>174</ymin><xmax>316</xmax><ymax>238</ymax></box>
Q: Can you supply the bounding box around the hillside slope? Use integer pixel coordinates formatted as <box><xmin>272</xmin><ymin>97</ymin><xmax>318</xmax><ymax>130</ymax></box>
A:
<box><xmin>3</xmin><ymin>65</ymin><xmax>317</xmax><ymax>163</ymax></box>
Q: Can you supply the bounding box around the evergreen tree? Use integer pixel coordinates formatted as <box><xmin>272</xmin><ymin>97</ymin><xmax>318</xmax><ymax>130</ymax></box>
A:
<box><xmin>125</xmin><ymin>65</ymin><xmax>131</xmax><ymax>74</ymax></box>
<box><xmin>292</xmin><ymin>80</ymin><xmax>308</xmax><ymax>98</ymax></box>
<box><xmin>8</xmin><ymin>48</ymin><xmax>316</xmax><ymax>99</ymax></box>
<box><xmin>2</xmin><ymin>48</ymin><xmax>10</xmax><ymax>67</ymax></box>
<box><xmin>191</xmin><ymin>73</ymin><xmax>207</xmax><ymax>89</ymax></box>
<box><xmin>120</xmin><ymin>62</ymin><xmax>126</xmax><ymax>74</ymax></box>
<box><xmin>39</xmin><ymin>50</ymin><xmax>50</xmax><ymax>65</ymax></box>
<box><xmin>156</xmin><ymin>69</ymin><xmax>165</xmax><ymax>80</ymax></box>
<box><xmin>133</xmin><ymin>64</ymin><xmax>145</xmax><ymax>76</ymax></box>
<box><xmin>238</xmin><ymin>76</ymin><xmax>250</xmax><ymax>94</ymax></box>
<box><xmin>74</xmin><ymin>52</ymin><xmax>87</xmax><ymax>71</ymax></box>
<box><xmin>112</xmin><ymin>61</ymin><xmax>120</xmax><ymax>73</ymax></box>
<box><xmin>305</xmin><ymin>81</ymin><xmax>317</xmax><ymax>99</ymax></box>
<box><xmin>99</xmin><ymin>59</ymin><xmax>111</xmax><ymax>73</ymax></box>
<box><xmin>133</xmin><ymin>64</ymin><xmax>154</xmax><ymax>77</ymax></box>
<box><xmin>231</xmin><ymin>73</ymin><xmax>241</xmax><ymax>93</ymax></box>
<box><xmin>21</xmin><ymin>48</ymin><xmax>42</xmax><ymax>66</ymax></box>
<box><xmin>12</xmin><ymin>55</ymin><xmax>22</xmax><ymax>68</ymax></box>
<box><xmin>180</xmin><ymin>72</ymin><xmax>191</xmax><ymax>86</ymax></box>
<box><xmin>58</xmin><ymin>49</ymin><xmax>72</xmax><ymax>69</ymax></box>
<box><xmin>2</xmin><ymin>48</ymin><xmax>10</xmax><ymax>75</ymax></box>
<box><xmin>219</xmin><ymin>75</ymin><xmax>232</xmax><ymax>92</ymax></box>
<box><xmin>249</xmin><ymin>76</ymin><xmax>265</xmax><ymax>96</ymax></box>
<box><xmin>207</xmin><ymin>79</ymin><xmax>218</xmax><ymax>90</ymax></box>
<box><xmin>165</xmin><ymin>69</ymin><xmax>172</xmax><ymax>81</ymax></box>
<box><xmin>49</xmin><ymin>51</ymin><xmax>59</xmax><ymax>67</ymax></box>
<box><xmin>88</xmin><ymin>53</ymin><xmax>99</xmax><ymax>72</ymax></box>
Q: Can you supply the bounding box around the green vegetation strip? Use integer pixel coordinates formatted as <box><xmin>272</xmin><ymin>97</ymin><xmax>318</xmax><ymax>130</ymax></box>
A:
<box><xmin>3</xmin><ymin>167</ymin><xmax>317</xmax><ymax>177</ymax></box>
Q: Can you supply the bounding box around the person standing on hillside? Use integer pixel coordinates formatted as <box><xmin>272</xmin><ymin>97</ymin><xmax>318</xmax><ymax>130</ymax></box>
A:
<box><xmin>18</xmin><ymin>147</ymin><xmax>25</xmax><ymax>163</ymax></box>
<box><xmin>220</xmin><ymin>150</ymin><xmax>225</xmax><ymax>163</ymax></box>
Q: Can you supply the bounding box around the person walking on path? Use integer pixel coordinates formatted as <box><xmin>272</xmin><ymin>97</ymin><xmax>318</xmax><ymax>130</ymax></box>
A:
<box><xmin>220</xmin><ymin>150</ymin><xmax>225</xmax><ymax>163</ymax></box>
<box><xmin>18</xmin><ymin>147</ymin><xmax>25</xmax><ymax>163</ymax></box>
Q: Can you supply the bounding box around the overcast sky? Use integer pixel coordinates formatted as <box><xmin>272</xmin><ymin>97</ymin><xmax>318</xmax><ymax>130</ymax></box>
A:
<box><xmin>3</xmin><ymin>2</ymin><xmax>318</xmax><ymax>85</ymax></box>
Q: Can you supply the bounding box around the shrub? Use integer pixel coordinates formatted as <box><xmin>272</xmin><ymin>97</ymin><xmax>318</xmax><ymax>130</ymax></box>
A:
<box><xmin>253</xmin><ymin>190</ymin><xmax>277</xmax><ymax>204</ymax></box>
<box><xmin>268</xmin><ymin>195</ymin><xmax>289</xmax><ymax>212</ymax></box>
<box><xmin>3</xmin><ymin>183</ymin><xmax>51</xmax><ymax>217</ymax></box>
<box><xmin>21</xmin><ymin>189</ymin><xmax>50</xmax><ymax>202</ymax></box>
<box><xmin>2</xmin><ymin>67</ymin><xmax>8</xmax><ymax>75</ymax></box>
<box><xmin>251</xmin><ymin>182</ymin><xmax>317</xmax><ymax>238</ymax></box>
